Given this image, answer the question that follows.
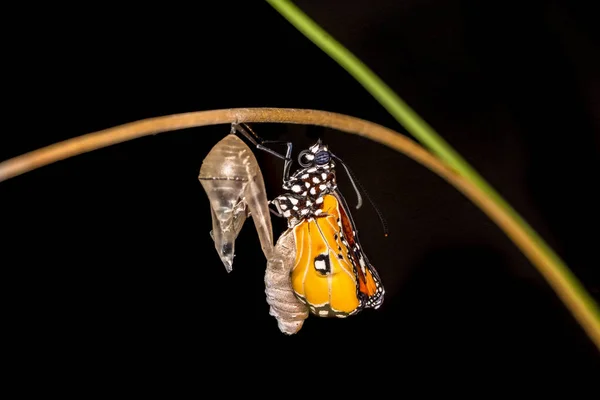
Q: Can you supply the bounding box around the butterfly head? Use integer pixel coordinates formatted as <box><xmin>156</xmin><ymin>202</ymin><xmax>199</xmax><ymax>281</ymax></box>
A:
<box><xmin>298</xmin><ymin>139</ymin><xmax>334</xmax><ymax>169</ymax></box>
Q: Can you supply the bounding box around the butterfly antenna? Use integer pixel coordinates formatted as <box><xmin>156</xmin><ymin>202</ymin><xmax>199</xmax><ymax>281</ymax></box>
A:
<box><xmin>336</xmin><ymin>158</ymin><xmax>363</xmax><ymax>210</ymax></box>
<box><xmin>331</xmin><ymin>154</ymin><xmax>389</xmax><ymax>237</ymax></box>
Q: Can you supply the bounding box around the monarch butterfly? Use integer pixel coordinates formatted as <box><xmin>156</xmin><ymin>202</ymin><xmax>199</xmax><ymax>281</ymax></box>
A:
<box><xmin>233</xmin><ymin>123</ymin><xmax>385</xmax><ymax>318</ymax></box>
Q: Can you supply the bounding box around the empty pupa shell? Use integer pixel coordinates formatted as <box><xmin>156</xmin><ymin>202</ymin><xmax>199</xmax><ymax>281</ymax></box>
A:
<box><xmin>265</xmin><ymin>228</ymin><xmax>309</xmax><ymax>334</ymax></box>
<box><xmin>198</xmin><ymin>133</ymin><xmax>274</xmax><ymax>272</ymax></box>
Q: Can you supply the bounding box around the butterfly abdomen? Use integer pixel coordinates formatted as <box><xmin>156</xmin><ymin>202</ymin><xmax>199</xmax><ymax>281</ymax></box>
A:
<box><xmin>265</xmin><ymin>228</ymin><xmax>309</xmax><ymax>334</ymax></box>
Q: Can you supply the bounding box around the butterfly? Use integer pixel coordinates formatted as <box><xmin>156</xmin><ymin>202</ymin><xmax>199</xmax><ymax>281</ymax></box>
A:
<box><xmin>232</xmin><ymin>123</ymin><xmax>385</xmax><ymax>318</ymax></box>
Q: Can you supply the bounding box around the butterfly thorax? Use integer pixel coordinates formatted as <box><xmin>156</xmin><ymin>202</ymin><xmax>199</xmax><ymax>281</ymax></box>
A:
<box><xmin>273</xmin><ymin>165</ymin><xmax>337</xmax><ymax>227</ymax></box>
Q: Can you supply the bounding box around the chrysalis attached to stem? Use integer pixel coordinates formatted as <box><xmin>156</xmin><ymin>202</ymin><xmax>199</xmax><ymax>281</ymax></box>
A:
<box><xmin>198</xmin><ymin>132</ymin><xmax>274</xmax><ymax>272</ymax></box>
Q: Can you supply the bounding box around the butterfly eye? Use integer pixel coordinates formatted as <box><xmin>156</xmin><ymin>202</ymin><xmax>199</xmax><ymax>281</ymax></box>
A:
<box><xmin>314</xmin><ymin>151</ymin><xmax>330</xmax><ymax>165</ymax></box>
<box><xmin>298</xmin><ymin>150</ymin><xmax>313</xmax><ymax>167</ymax></box>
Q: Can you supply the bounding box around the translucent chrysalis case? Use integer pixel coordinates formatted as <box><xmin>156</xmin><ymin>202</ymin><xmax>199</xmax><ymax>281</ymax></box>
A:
<box><xmin>198</xmin><ymin>133</ymin><xmax>274</xmax><ymax>272</ymax></box>
<box><xmin>198</xmin><ymin>129</ymin><xmax>307</xmax><ymax>334</ymax></box>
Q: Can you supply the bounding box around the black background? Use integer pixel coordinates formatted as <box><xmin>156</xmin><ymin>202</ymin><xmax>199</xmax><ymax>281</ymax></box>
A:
<box><xmin>2</xmin><ymin>0</ymin><xmax>599</xmax><ymax>388</ymax></box>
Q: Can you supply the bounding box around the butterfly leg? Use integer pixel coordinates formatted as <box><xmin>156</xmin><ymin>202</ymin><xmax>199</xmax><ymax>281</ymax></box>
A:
<box><xmin>268</xmin><ymin>203</ymin><xmax>284</xmax><ymax>218</ymax></box>
<box><xmin>231</xmin><ymin>123</ymin><xmax>294</xmax><ymax>182</ymax></box>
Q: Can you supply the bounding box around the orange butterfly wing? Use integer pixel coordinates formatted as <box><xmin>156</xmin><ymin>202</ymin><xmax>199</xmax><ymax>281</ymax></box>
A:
<box><xmin>290</xmin><ymin>201</ymin><xmax>362</xmax><ymax>317</ymax></box>
<box><xmin>290</xmin><ymin>193</ymin><xmax>384</xmax><ymax>317</ymax></box>
<box><xmin>335</xmin><ymin>191</ymin><xmax>385</xmax><ymax>309</ymax></box>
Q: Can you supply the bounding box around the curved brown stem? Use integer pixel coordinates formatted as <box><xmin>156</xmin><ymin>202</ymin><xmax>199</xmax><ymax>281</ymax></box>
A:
<box><xmin>1</xmin><ymin>107</ymin><xmax>599</xmax><ymax>349</ymax></box>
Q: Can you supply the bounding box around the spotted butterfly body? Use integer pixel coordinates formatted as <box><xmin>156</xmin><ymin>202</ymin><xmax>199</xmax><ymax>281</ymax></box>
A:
<box><xmin>272</xmin><ymin>141</ymin><xmax>384</xmax><ymax>318</ymax></box>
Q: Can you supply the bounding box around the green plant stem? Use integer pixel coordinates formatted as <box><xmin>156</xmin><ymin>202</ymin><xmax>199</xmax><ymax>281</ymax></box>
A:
<box><xmin>266</xmin><ymin>0</ymin><xmax>600</xmax><ymax>348</ymax></box>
